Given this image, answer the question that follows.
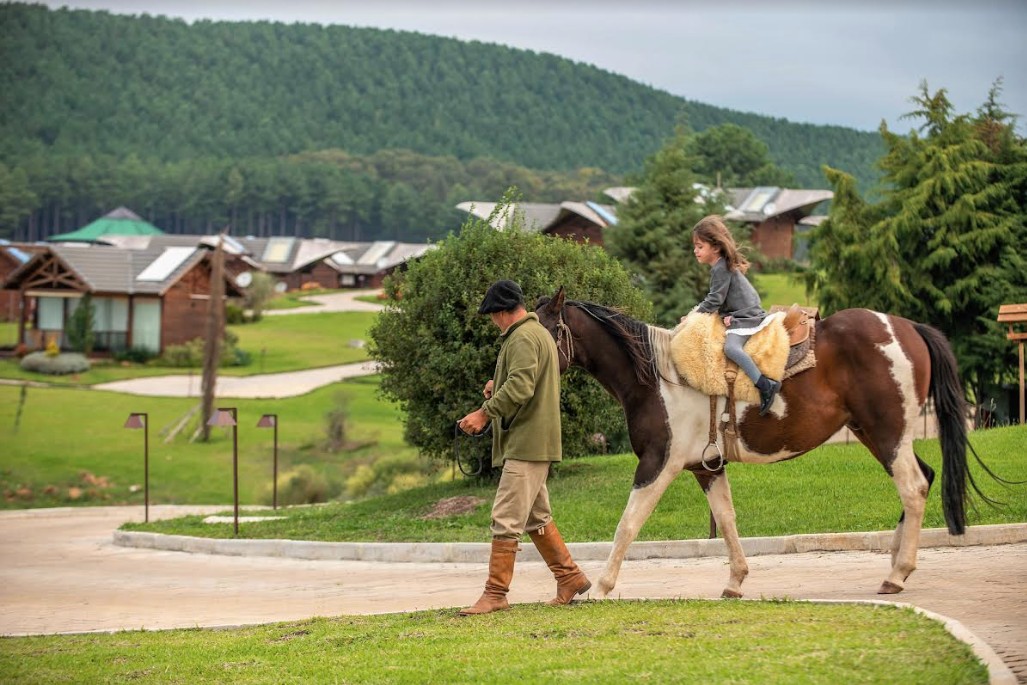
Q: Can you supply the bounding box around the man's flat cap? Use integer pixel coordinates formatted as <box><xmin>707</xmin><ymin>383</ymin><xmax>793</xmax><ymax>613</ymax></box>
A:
<box><xmin>478</xmin><ymin>280</ymin><xmax>524</xmax><ymax>314</ymax></box>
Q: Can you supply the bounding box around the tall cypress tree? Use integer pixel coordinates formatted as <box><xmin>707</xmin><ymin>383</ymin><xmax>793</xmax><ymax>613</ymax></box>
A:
<box><xmin>808</xmin><ymin>81</ymin><xmax>1027</xmax><ymax>406</ymax></box>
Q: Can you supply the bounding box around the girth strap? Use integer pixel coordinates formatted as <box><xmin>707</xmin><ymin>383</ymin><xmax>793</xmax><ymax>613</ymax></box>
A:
<box><xmin>719</xmin><ymin>366</ymin><xmax>742</xmax><ymax>463</ymax></box>
<box><xmin>696</xmin><ymin>364</ymin><xmax>748</xmax><ymax>474</ymax></box>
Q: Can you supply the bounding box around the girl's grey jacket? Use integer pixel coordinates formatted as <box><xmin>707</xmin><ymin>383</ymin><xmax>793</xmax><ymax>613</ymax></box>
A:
<box><xmin>694</xmin><ymin>258</ymin><xmax>767</xmax><ymax>330</ymax></box>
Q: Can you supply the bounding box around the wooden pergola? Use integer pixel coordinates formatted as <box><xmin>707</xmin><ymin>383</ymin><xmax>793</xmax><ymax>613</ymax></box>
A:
<box><xmin>998</xmin><ymin>303</ymin><xmax>1027</xmax><ymax>425</ymax></box>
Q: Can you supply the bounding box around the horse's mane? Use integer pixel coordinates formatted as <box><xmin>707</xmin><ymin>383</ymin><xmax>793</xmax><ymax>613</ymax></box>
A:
<box><xmin>565</xmin><ymin>300</ymin><xmax>676</xmax><ymax>389</ymax></box>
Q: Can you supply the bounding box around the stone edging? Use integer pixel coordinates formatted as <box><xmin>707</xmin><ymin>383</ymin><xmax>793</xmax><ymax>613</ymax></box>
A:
<box><xmin>113</xmin><ymin>522</ymin><xmax>1027</xmax><ymax>564</ymax></box>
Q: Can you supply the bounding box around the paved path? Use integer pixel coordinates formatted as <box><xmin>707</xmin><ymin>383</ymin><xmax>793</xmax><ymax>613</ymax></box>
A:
<box><xmin>92</xmin><ymin>361</ymin><xmax>379</xmax><ymax>398</ymax></box>
<box><xmin>0</xmin><ymin>507</ymin><xmax>1023</xmax><ymax>682</ymax></box>
<box><xmin>264</xmin><ymin>289</ymin><xmax>385</xmax><ymax>314</ymax></box>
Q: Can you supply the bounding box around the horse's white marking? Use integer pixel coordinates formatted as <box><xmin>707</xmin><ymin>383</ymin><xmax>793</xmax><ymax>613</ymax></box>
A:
<box><xmin>872</xmin><ymin>313</ymin><xmax>930</xmax><ymax>589</ymax></box>
<box><xmin>873</xmin><ymin>313</ymin><xmax>922</xmax><ymax>435</ymax></box>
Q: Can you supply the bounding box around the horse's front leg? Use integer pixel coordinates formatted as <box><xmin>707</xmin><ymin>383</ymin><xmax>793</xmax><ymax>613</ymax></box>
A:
<box><xmin>596</xmin><ymin>459</ymin><xmax>678</xmax><ymax>599</ymax></box>
<box><xmin>693</xmin><ymin>470</ymin><xmax>749</xmax><ymax>598</ymax></box>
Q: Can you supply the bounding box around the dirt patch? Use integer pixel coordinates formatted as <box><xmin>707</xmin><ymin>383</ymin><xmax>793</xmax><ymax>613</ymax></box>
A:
<box><xmin>420</xmin><ymin>496</ymin><xmax>486</xmax><ymax>520</ymax></box>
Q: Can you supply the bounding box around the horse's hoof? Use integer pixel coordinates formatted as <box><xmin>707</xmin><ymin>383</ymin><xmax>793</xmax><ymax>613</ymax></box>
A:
<box><xmin>721</xmin><ymin>588</ymin><xmax>743</xmax><ymax>599</ymax></box>
<box><xmin>878</xmin><ymin>581</ymin><xmax>904</xmax><ymax>594</ymax></box>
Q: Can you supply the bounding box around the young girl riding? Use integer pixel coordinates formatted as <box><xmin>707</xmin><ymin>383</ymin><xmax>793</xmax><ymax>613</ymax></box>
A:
<box><xmin>689</xmin><ymin>215</ymin><xmax>781</xmax><ymax>415</ymax></box>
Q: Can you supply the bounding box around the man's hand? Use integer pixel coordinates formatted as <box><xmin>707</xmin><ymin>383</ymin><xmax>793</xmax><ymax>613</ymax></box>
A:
<box><xmin>458</xmin><ymin>408</ymin><xmax>489</xmax><ymax>435</ymax></box>
<box><xmin>483</xmin><ymin>379</ymin><xmax>494</xmax><ymax>399</ymax></box>
<box><xmin>723</xmin><ymin>315</ymin><xmax>733</xmax><ymax>327</ymax></box>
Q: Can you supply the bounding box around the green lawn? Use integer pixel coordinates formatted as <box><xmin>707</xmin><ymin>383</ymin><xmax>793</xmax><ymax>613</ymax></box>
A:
<box><xmin>0</xmin><ymin>321</ymin><xmax>16</xmax><ymax>347</ymax></box>
<box><xmin>757</xmin><ymin>272</ymin><xmax>816</xmax><ymax>308</ymax></box>
<box><xmin>124</xmin><ymin>425</ymin><xmax>1027</xmax><ymax>542</ymax></box>
<box><xmin>0</xmin><ymin>376</ymin><xmax>413</xmax><ymax>509</ymax></box>
<box><xmin>0</xmin><ymin>311</ymin><xmax>375</xmax><ymax>385</ymax></box>
<box><xmin>228</xmin><ymin>311</ymin><xmax>375</xmax><ymax>374</ymax></box>
<box><xmin>0</xmin><ymin>601</ymin><xmax>987</xmax><ymax>684</ymax></box>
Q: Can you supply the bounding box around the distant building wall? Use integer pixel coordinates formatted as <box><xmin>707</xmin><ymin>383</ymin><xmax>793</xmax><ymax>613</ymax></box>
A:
<box><xmin>751</xmin><ymin>216</ymin><xmax>794</xmax><ymax>261</ymax></box>
<box><xmin>545</xmin><ymin>216</ymin><xmax>605</xmax><ymax>247</ymax></box>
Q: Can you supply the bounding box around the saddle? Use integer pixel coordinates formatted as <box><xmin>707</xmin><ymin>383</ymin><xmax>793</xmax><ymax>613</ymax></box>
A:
<box><xmin>671</xmin><ymin>305</ymin><xmax>819</xmax><ymax>470</ymax></box>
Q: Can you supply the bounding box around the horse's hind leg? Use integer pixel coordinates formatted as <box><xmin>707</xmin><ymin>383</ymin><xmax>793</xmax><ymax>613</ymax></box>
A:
<box><xmin>694</xmin><ymin>471</ymin><xmax>749</xmax><ymax>598</ymax></box>
<box><xmin>890</xmin><ymin>455</ymin><xmax>935</xmax><ymax>568</ymax></box>
<box><xmin>876</xmin><ymin>436</ymin><xmax>930</xmax><ymax>594</ymax></box>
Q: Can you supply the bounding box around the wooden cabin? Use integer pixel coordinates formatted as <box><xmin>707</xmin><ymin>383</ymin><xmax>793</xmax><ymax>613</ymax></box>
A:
<box><xmin>2</xmin><ymin>243</ymin><xmax>242</xmax><ymax>354</ymax></box>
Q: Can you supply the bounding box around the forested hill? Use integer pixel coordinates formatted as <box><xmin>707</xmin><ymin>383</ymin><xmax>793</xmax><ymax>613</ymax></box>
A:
<box><xmin>2</xmin><ymin>3</ymin><xmax>882</xmax><ymax>188</ymax></box>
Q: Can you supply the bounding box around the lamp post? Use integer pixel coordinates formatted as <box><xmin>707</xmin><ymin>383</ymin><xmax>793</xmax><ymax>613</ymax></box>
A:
<box><xmin>207</xmin><ymin>407</ymin><xmax>239</xmax><ymax>537</ymax></box>
<box><xmin>257</xmin><ymin>413</ymin><xmax>279</xmax><ymax>510</ymax></box>
<box><xmin>123</xmin><ymin>412</ymin><xmax>149</xmax><ymax>523</ymax></box>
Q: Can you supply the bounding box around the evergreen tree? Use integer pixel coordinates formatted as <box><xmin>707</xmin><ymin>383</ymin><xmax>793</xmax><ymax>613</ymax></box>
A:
<box><xmin>66</xmin><ymin>293</ymin><xmax>95</xmax><ymax>356</ymax></box>
<box><xmin>686</xmin><ymin>123</ymin><xmax>795</xmax><ymax>188</ymax></box>
<box><xmin>806</xmin><ymin>81</ymin><xmax>1027</xmax><ymax>406</ymax></box>
<box><xmin>605</xmin><ymin>130</ymin><xmax>725</xmax><ymax>326</ymax></box>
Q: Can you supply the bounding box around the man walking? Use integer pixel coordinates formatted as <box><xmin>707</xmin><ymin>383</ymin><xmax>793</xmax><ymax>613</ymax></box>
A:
<box><xmin>457</xmin><ymin>279</ymin><xmax>591</xmax><ymax>615</ymax></box>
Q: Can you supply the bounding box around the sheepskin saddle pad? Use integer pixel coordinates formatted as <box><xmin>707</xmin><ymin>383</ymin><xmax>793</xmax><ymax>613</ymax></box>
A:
<box><xmin>670</xmin><ymin>312</ymin><xmax>789</xmax><ymax>404</ymax></box>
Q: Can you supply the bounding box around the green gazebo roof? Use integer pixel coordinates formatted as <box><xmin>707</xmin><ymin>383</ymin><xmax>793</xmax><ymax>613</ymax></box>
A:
<box><xmin>48</xmin><ymin>207</ymin><xmax>164</xmax><ymax>242</ymax></box>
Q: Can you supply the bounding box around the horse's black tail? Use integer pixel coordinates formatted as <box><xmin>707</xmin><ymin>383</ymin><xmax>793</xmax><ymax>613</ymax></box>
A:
<box><xmin>914</xmin><ymin>323</ymin><xmax>1009</xmax><ymax>535</ymax></box>
<box><xmin>914</xmin><ymin>323</ymin><xmax>969</xmax><ymax>534</ymax></box>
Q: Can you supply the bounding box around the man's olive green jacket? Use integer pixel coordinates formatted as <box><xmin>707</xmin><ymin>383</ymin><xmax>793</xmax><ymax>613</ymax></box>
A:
<box><xmin>481</xmin><ymin>313</ymin><xmax>562</xmax><ymax>467</ymax></box>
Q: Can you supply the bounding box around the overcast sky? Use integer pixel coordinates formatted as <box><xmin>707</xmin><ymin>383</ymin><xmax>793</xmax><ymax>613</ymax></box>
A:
<box><xmin>41</xmin><ymin>0</ymin><xmax>1027</xmax><ymax>134</ymax></box>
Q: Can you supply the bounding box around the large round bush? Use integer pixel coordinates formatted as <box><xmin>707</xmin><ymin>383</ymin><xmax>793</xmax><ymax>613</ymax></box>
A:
<box><xmin>369</xmin><ymin>193</ymin><xmax>651</xmax><ymax>473</ymax></box>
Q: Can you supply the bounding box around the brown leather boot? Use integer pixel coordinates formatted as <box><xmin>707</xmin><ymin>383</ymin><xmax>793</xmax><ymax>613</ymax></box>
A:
<box><xmin>458</xmin><ymin>538</ymin><xmax>519</xmax><ymax>616</ymax></box>
<box><xmin>529</xmin><ymin>520</ymin><xmax>591</xmax><ymax>605</ymax></box>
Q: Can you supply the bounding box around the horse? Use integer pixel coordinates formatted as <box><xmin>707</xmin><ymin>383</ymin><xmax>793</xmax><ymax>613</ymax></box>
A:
<box><xmin>534</xmin><ymin>286</ymin><xmax>995</xmax><ymax>599</ymax></box>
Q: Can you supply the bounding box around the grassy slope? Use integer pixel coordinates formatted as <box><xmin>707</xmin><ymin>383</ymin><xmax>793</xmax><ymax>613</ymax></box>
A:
<box><xmin>0</xmin><ymin>376</ymin><xmax>412</xmax><ymax>508</ymax></box>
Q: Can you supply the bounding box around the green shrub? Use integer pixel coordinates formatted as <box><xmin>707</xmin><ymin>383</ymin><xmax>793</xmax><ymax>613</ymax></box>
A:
<box><xmin>20</xmin><ymin>351</ymin><xmax>91</xmax><ymax>375</ymax></box>
<box><xmin>224</xmin><ymin>303</ymin><xmax>246</xmax><ymax>324</ymax></box>
<box><xmin>369</xmin><ymin>189</ymin><xmax>651</xmax><ymax>473</ymax></box>
<box><xmin>159</xmin><ymin>332</ymin><xmax>251</xmax><ymax>368</ymax></box>
<box><xmin>268</xmin><ymin>465</ymin><xmax>340</xmax><ymax>506</ymax></box>
<box><xmin>66</xmin><ymin>294</ymin><xmax>96</xmax><ymax>355</ymax></box>
<box><xmin>112</xmin><ymin>347</ymin><xmax>157</xmax><ymax>364</ymax></box>
<box><xmin>344</xmin><ymin>454</ymin><xmax>426</xmax><ymax>499</ymax></box>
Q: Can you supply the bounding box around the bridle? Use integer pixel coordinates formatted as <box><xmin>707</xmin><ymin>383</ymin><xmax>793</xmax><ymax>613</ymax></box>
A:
<box><xmin>553</xmin><ymin>306</ymin><xmax>575</xmax><ymax>365</ymax></box>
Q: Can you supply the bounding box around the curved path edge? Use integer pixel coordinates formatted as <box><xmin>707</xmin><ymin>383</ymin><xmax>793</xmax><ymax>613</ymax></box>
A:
<box><xmin>810</xmin><ymin>599</ymin><xmax>1017</xmax><ymax>685</ymax></box>
<box><xmin>114</xmin><ymin>522</ymin><xmax>1027</xmax><ymax>564</ymax></box>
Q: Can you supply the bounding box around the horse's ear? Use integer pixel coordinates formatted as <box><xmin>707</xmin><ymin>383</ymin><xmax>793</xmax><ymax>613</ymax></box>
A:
<box><xmin>548</xmin><ymin>286</ymin><xmax>565</xmax><ymax>312</ymax></box>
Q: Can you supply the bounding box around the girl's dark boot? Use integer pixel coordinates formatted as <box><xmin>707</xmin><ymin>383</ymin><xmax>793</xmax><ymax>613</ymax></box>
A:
<box><xmin>755</xmin><ymin>375</ymin><xmax>781</xmax><ymax>416</ymax></box>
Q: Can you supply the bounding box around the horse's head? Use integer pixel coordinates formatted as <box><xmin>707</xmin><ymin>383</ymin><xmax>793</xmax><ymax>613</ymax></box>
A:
<box><xmin>535</xmin><ymin>286</ymin><xmax>572</xmax><ymax>373</ymax></box>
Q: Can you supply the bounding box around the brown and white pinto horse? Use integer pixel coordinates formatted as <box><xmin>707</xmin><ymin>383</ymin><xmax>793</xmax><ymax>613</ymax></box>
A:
<box><xmin>535</xmin><ymin>287</ymin><xmax>986</xmax><ymax>599</ymax></box>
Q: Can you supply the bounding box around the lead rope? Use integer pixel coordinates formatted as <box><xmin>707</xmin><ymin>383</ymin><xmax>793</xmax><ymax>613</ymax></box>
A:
<box><xmin>453</xmin><ymin>421</ymin><xmax>492</xmax><ymax>477</ymax></box>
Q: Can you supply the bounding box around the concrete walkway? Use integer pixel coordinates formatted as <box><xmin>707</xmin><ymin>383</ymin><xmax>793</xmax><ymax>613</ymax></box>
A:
<box><xmin>0</xmin><ymin>506</ymin><xmax>1023</xmax><ymax>683</ymax></box>
<box><xmin>264</xmin><ymin>289</ymin><xmax>385</xmax><ymax>314</ymax></box>
<box><xmin>92</xmin><ymin>361</ymin><xmax>379</xmax><ymax>398</ymax></box>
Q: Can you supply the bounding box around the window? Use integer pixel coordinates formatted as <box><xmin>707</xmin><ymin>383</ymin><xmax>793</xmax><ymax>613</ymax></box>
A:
<box><xmin>37</xmin><ymin>297</ymin><xmax>65</xmax><ymax>331</ymax></box>
<box><xmin>132</xmin><ymin>300</ymin><xmax>161</xmax><ymax>352</ymax></box>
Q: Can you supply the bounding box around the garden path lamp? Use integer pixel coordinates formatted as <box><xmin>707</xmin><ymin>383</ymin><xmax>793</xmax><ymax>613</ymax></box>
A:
<box><xmin>123</xmin><ymin>412</ymin><xmax>149</xmax><ymax>523</ymax></box>
<box><xmin>257</xmin><ymin>413</ymin><xmax>278</xmax><ymax>510</ymax></box>
<box><xmin>207</xmin><ymin>407</ymin><xmax>239</xmax><ymax>537</ymax></box>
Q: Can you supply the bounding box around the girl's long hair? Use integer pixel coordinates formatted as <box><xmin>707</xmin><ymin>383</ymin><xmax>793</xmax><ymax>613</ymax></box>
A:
<box><xmin>693</xmin><ymin>215</ymin><xmax>750</xmax><ymax>274</ymax></box>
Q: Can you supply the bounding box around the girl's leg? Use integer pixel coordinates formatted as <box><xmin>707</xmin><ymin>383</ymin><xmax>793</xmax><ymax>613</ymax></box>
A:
<box><xmin>724</xmin><ymin>333</ymin><xmax>761</xmax><ymax>383</ymax></box>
